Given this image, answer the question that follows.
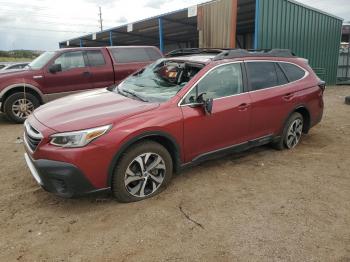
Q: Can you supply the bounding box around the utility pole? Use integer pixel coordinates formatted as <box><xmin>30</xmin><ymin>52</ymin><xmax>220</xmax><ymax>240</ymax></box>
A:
<box><xmin>98</xmin><ymin>6</ymin><xmax>103</xmax><ymax>31</ymax></box>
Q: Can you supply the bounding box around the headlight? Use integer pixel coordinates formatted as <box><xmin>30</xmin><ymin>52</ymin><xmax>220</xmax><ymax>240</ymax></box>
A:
<box><xmin>50</xmin><ymin>125</ymin><xmax>112</xmax><ymax>148</ymax></box>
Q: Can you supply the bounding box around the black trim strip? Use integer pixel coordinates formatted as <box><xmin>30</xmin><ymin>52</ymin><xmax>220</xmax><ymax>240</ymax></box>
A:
<box><xmin>181</xmin><ymin>134</ymin><xmax>274</xmax><ymax>169</ymax></box>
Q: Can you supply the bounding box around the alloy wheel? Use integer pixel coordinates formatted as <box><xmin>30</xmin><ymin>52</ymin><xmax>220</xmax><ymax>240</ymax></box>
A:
<box><xmin>124</xmin><ymin>153</ymin><xmax>166</xmax><ymax>198</ymax></box>
<box><xmin>12</xmin><ymin>99</ymin><xmax>34</xmax><ymax>119</ymax></box>
<box><xmin>286</xmin><ymin>118</ymin><xmax>303</xmax><ymax>149</ymax></box>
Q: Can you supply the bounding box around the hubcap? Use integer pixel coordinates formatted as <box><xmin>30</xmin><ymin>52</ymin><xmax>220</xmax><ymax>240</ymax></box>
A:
<box><xmin>286</xmin><ymin>118</ymin><xmax>303</xmax><ymax>149</ymax></box>
<box><xmin>12</xmin><ymin>99</ymin><xmax>34</xmax><ymax>119</ymax></box>
<box><xmin>124</xmin><ymin>153</ymin><xmax>166</xmax><ymax>198</ymax></box>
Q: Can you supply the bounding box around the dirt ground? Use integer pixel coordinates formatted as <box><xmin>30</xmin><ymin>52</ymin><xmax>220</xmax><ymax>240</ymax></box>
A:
<box><xmin>0</xmin><ymin>86</ymin><xmax>349</xmax><ymax>262</ymax></box>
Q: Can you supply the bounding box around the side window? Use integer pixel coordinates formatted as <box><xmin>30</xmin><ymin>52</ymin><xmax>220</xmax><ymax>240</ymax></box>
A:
<box><xmin>246</xmin><ymin>62</ymin><xmax>278</xmax><ymax>91</ymax></box>
<box><xmin>111</xmin><ymin>48</ymin><xmax>150</xmax><ymax>63</ymax></box>
<box><xmin>145</xmin><ymin>48</ymin><xmax>162</xmax><ymax>60</ymax></box>
<box><xmin>279</xmin><ymin>62</ymin><xmax>306</xmax><ymax>82</ymax></box>
<box><xmin>183</xmin><ymin>63</ymin><xmax>243</xmax><ymax>104</ymax></box>
<box><xmin>86</xmin><ymin>50</ymin><xmax>106</xmax><ymax>67</ymax></box>
<box><xmin>53</xmin><ymin>51</ymin><xmax>85</xmax><ymax>71</ymax></box>
<box><xmin>275</xmin><ymin>63</ymin><xmax>289</xmax><ymax>85</ymax></box>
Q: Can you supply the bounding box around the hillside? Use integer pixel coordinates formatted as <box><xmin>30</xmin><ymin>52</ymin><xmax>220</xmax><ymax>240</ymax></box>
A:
<box><xmin>0</xmin><ymin>50</ymin><xmax>42</xmax><ymax>62</ymax></box>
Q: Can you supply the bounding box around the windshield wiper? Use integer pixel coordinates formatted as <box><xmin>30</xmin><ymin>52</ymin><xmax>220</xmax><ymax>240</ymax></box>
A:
<box><xmin>117</xmin><ymin>87</ymin><xmax>148</xmax><ymax>102</ymax></box>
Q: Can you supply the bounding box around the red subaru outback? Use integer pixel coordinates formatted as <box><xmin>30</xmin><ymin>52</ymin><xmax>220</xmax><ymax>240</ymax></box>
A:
<box><xmin>23</xmin><ymin>49</ymin><xmax>325</xmax><ymax>202</ymax></box>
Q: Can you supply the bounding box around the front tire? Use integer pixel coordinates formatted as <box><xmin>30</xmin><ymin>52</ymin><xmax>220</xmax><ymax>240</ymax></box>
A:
<box><xmin>112</xmin><ymin>141</ymin><xmax>173</xmax><ymax>203</ymax></box>
<box><xmin>3</xmin><ymin>92</ymin><xmax>40</xmax><ymax>123</ymax></box>
<box><xmin>272</xmin><ymin>112</ymin><xmax>304</xmax><ymax>150</ymax></box>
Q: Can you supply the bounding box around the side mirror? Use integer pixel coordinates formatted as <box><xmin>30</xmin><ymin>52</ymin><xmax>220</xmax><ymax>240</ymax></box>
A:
<box><xmin>203</xmin><ymin>98</ymin><xmax>213</xmax><ymax>115</ymax></box>
<box><xmin>49</xmin><ymin>64</ymin><xmax>62</xmax><ymax>73</ymax></box>
<box><xmin>196</xmin><ymin>92</ymin><xmax>213</xmax><ymax>115</ymax></box>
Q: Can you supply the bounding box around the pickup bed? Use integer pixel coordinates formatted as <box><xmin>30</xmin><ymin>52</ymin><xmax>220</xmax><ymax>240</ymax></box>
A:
<box><xmin>0</xmin><ymin>46</ymin><xmax>163</xmax><ymax>123</ymax></box>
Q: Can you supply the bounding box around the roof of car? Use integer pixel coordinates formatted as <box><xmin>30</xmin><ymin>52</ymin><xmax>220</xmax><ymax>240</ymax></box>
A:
<box><xmin>57</xmin><ymin>46</ymin><xmax>160</xmax><ymax>52</ymax></box>
<box><xmin>166</xmin><ymin>48</ymin><xmax>296</xmax><ymax>64</ymax></box>
<box><xmin>169</xmin><ymin>54</ymin><xmax>217</xmax><ymax>64</ymax></box>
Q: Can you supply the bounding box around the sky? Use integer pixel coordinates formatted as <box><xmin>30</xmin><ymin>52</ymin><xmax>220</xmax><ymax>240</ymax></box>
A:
<box><xmin>0</xmin><ymin>0</ymin><xmax>349</xmax><ymax>51</ymax></box>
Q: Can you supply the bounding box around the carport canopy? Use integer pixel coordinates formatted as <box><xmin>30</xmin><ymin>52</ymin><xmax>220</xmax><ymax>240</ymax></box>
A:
<box><xmin>59</xmin><ymin>0</ymin><xmax>257</xmax><ymax>52</ymax></box>
<box><xmin>59</xmin><ymin>8</ymin><xmax>199</xmax><ymax>53</ymax></box>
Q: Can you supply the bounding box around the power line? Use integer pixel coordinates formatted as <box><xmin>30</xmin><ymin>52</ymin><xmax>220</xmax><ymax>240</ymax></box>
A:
<box><xmin>0</xmin><ymin>10</ymin><xmax>117</xmax><ymax>23</ymax></box>
<box><xmin>0</xmin><ymin>4</ymin><xmax>118</xmax><ymax>22</ymax></box>
<box><xmin>0</xmin><ymin>30</ymin><xmax>74</xmax><ymax>39</ymax></box>
<box><xmin>17</xmin><ymin>20</ymin><xmax>101</xmax><ymax>28</ymax></box>
<box><xmin>1</xmin><ymin>26</ymin><xmax>91</xmax><ymax>34</ymax></box>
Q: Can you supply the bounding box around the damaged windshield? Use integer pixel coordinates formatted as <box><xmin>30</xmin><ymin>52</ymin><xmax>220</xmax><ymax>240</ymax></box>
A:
<box><xmin>115</xmin><ymin>59</ymin><xmax>204</xmax><ymax>102</ymax></box>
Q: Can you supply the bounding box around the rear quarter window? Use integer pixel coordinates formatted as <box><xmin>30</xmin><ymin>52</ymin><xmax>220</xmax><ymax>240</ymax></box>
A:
<box><xmin>145</xmin><ymin>48</ymin><xmax>162</xmax><ymax>60</ymax></box>
<box><xmin>86</xmin><ymin>50</ymin><xmax>106</xmax><ymax>66</ymax></box>
<box><xmin>111</xmin><ymin>48</ymin><xmax>159</xmax><ymax>63</ymax></box>
<box><xmin>279</xmin><ymin>62</ymin><xmax>306</xmax><ymax>82</ymax></box>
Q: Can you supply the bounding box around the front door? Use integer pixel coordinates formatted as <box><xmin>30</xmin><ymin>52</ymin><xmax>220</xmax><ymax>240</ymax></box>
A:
<box><xmin>43</xmin><ymin>51</ymin><xmax>93</xmax><ymax>95</ymax></box>
<box><xmin>180</xmin><ymin>62</ymin><xmax>252</xmax><ymax>162</ymax></box>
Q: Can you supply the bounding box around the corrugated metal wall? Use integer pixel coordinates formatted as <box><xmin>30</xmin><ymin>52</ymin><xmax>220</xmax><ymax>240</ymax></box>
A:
<box><xmin>255</xmin><ymin>0</ymin><xmax>343</xmax><ymax>84</ymax></box>
<box><xmin>198</xmin><ymin>0</ymin><xmax>237</xmax><ymax>48</ymax></box>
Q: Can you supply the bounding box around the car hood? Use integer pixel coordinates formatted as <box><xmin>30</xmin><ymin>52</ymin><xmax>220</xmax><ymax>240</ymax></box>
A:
<box><xmin>0</xmin><ymin>69</ymin><xmax>24</xmax><ymax>74</ymax></box>
<box><xmin>34</xmin><ymin>88</ymin><xmax>159</xmax><ymax>132</ymax></box>
<box><xmin>0</xmin><ymin>68</ymin><xmax>31</xmax><ymax>76</ymax></box>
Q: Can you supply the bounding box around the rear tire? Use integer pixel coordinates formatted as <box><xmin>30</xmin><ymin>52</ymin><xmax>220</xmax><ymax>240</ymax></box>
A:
<box><xmin>3</xmin><ymin>92</ymin><xmax>40</xmax><ymax>123</ymax></box>
<box><xmin>112</xmin><ymin>141</ymin><xmax>173</xmax><ymax>203</ymax></box>
<box><xmin>272</xmin><ymin>112</ymin><xmax>304</xmax><ymax>150</ymax></box>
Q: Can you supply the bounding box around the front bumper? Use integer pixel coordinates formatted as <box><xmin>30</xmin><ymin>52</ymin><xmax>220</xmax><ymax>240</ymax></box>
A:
<box><xmin>24</xmin><ymin>153</ymin><xmax>104</xmax><ymax>198</ymax></box>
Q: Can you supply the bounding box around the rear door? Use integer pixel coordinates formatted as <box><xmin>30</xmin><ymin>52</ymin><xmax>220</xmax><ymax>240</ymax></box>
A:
<box><xmin>85</xmin><ymin>49</ymin><xmax>114</xmax><ymax>88</ymax></box>
<box><xmin>109</xmin><ymin>47</ymin><xmax>162</xmax><ymax>84</ymax></box>
<box><xmin>246</xmin><ymin>61</ymin><xmax>306</xmax><ymax>138</ymax></box>
<box><xmin>181</xmin><ymin>62</ymin><xmax>252</xmax><ymax>162</ymax></box>
<box><xmin>43</xmin><ymin>51</ymin><xmax>93</xmax><ymax>94</ymax></box>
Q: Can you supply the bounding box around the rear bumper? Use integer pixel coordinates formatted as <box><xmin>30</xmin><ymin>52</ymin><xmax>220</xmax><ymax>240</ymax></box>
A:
<box><xmin>24</xmin><ymin>153</ymin><xmax>108</xmax><ymax>198</ymax></box>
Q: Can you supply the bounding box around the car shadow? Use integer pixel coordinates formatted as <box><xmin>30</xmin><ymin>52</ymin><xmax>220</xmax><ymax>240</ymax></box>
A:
<box><xmin>0</xmin><ymin>112</ymin><xmax>13</xmax><ymax>125</ymax></box>
<box><xmin>30</xmin><ymin>144</ymin><xmax>275</xmax><ymax>212</ymax></box>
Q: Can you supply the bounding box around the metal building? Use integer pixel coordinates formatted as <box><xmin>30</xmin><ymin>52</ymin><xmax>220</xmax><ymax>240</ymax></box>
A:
<box><xmin>59</xmin><ymin>0</ymin><xmax>343</xmax><ymax>84</ymax></box>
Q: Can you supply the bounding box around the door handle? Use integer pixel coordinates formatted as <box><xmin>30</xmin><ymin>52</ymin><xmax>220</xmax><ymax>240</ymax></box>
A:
<box><xmin>238</xmin><ymin>103</ymin><xmax>250</xmax><ymax>111</ymax></box>
<box><xmin>82</xmin><ymin>71</ymin><xmax>92</xmax><ymax>77</ymax></box>
<box><xmin>283</xmin><ymin>93</ymin><xmax>294</xmax><ymax>101</ymax></box>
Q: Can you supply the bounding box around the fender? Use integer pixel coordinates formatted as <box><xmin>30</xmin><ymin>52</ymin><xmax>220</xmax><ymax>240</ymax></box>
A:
<box><xmin>0</xmin><ymin>83</ymin><xmax>44</xmax><ymax>102</ymax></box>
<box><xmin>281</xmin><ymin>104</ymin><xmax>312</xmax><ymax>134</ymax></box>
<box><xmin>107</xmin><ymin>130</ymin><xmax>182</xmax><ymax>187</ymax></box>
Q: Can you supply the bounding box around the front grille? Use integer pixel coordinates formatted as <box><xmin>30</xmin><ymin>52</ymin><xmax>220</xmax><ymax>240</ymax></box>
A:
<box><xmin>24</xmin><ymin>121</ymin><xmax>43</xmax><ymax>152</ymax></box>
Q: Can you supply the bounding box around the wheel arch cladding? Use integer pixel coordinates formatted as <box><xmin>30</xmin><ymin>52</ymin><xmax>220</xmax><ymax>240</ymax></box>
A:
<box><xmin>281</xmin><ymin>105</ymin><xmax>311</xmax><ymax>135</ymax></box>
<box><xmin>107</xmin><ymin>131</ymin><xmax>182</xmax><ymax>187</ymax></box>
<box><xmin>1</xmin><ymin>86</ymin><xmax>43</xmax><ymax>109</ymax></box>
<box><xmin>294</xmin><ymin>106</ymin><xmax>311</xmax><ymax>133</ymax></box>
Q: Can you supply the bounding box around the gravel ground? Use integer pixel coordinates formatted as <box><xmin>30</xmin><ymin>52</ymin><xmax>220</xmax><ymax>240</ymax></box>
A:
<box><xmin>0</xmin><ymin>86</ymin><xmax>349</xmax><ymax>262</ymax></box>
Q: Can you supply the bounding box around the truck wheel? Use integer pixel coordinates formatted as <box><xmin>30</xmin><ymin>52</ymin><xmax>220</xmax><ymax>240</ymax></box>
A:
<box><xmin>112</xmin><ymin>141</ymin><xmax>173</xmax><ymax>203</ymax></box>
<box><xmin>345</xmin><ymin>96</ymin><xmax>350</xmax><ymax>105</ymax></box>
<box><xmin>272</xmin><ymin>112</ymin><xmax>304</xmax><ymax>150</ymax></box>
<box><xmin>3</xmin><ymin>92</ymin><xmax>40</xmax><ymax>123</ymax></box>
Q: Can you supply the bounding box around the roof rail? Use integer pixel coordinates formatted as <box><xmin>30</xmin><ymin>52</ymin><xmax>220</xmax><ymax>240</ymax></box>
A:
<box><xmin>213</xmin><ymin>49</ymin><xmax>295</xmax><ymax>61</ymax></box>
<box><xmin>165</xmin><ymin>48</ymin><xmax>235</xmax><ymax>57</ymax></box>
